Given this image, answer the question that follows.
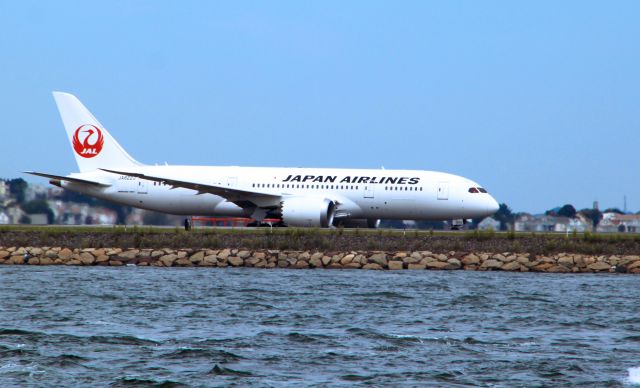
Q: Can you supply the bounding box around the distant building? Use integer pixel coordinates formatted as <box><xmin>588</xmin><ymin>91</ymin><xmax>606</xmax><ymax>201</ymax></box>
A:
<box><xmin>0</xmin><ymin>211</ymin><xmax>9</xmax><ymax>225</ymax></box>
<box><xmin>0</xmin><ymin>181</ymin><xmax>7</xmax><ymax>200</ymax></box>
<box><xmin>126</xmin><ymin>208</ymin><xmax>145</xmax><ymax>226</ymax></box>
<box><xmin>5</xmin><ymin>205</ymin><xmax>25</xmax><ymax>224</ymax></box>
<box><xmin>515</xmin><ymin>214</ymin><xmax>589</xmax><ymax>233</ymax></box>
<box><xmin>28</xmin><ymin>213</ymin><xmax>48</xmax><ymax>225</ymax></box>
<box><xmin>598</xmin><ymin>212</ymin><xmax>621</xmax><ymax>233</ymax></box>
<box><xmin>601</xmin><ymin>214</ymin><xmax>640</xmax><ymax>233</ymax></box>
<box><xmin>477</xmin><ymin>217</ymin><xmax>500</xmax><ymax>230</ymax></box>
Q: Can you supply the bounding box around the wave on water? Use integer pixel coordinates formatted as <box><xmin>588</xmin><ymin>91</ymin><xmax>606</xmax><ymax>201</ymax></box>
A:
<box><xmin>624</xmin><ymin>336</ymin><xmax>640</xmax><ymax>342</ymax></box>
<box><xmin>628</xmin><ymin>367</ymin><xmax>640</xmax><ymax>385</ymax></box>
<box><xmin>358</xmin><ymin>291</ymin><xmax>414</xmax><ymax>300</ymax></box>
<box><xmin>111</xmin><ymin>376</ymin><xmax>187</xmax><ymax>387</ymax></box>
<box><xmin>88</xmin><ymin>335</ymin><xmax>160</xmax><ymax>346</ymax></box>
<box><xmin>3</xmin><ymin>267</ymin><xmax>640</xmax><ymax>386</ymax></box>
<box><xmin>208</xmin><ymin>364</ymin><xmax>255</xmax><ymax>377</ymax></box>
<box><xmin>0</xmin><ymin>328</ymin><xmax>41</xmax><ymax>336</ymax></box>
<box><xmin>162</xmin><ymin>347</ymin><xmax>244</xmax><ymax>362</ymax></box>
<box><xmin>44</xmin><ymin>354</ymin><xmax>93</xmax><ymax>368</ymax></box>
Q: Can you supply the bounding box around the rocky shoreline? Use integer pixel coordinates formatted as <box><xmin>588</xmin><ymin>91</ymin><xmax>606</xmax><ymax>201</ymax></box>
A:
<box><xmin>1</xmin><ymin>246</ymin><xmax>639</xmax><ymax>273</ymax></box>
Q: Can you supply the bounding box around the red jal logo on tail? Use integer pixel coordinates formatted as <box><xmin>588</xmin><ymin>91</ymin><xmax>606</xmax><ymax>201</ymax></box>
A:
<box><xmin>73</xmin><ymin>124</ymin><xmax>104</xmax><ymax>158</ymax></box>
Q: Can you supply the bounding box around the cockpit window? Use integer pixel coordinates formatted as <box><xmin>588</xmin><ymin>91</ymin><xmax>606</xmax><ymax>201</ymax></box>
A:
<box><xmin>468</xmin><ymin>187</ymin><xmax>479</xmax><ymax>193</ymax></box>
<box><xmin>478</xmin><ymin>188</ymin><xmax>487</xmax><ymax>193</ymax></box>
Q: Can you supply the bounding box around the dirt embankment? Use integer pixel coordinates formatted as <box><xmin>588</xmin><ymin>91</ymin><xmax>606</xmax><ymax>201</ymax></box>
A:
<box><xmin>1</xmin><ymin>228</ymin><xmax>640</xmax><ymax>256</ymax></box>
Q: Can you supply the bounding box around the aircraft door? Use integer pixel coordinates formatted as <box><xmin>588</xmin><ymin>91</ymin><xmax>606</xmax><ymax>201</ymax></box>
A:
<box><xmin>437</xmin><ymin>182</ymin><xmax>449</xmax><ymax>200</ymax></box>
<box><xmin>364</xmin><ymin>185</ymin><xmax>374</xmax><ymax>199</ymax></box>
<box><xmin>137</xmin><ymin>180</ymin><xmax>148</xmax><ymax>194</ymax></box>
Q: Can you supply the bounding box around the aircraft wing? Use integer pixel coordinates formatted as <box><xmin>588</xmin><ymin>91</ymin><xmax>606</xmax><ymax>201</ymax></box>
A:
<box><xmin>25</xmin><ymin>171</ymin><xmax>111</xmax><ymax>187</ymax></box>
<box><xmin>100</xmin><ymin>168</ymin><xmax>281</xmax><ymax>209</ymax></box>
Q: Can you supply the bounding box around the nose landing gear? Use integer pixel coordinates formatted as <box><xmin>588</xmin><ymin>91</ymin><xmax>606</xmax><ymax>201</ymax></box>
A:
<box><xmin>450</xmin><ymin>219</ymin><xmax>467</xmax><ymax>230</ymax></box>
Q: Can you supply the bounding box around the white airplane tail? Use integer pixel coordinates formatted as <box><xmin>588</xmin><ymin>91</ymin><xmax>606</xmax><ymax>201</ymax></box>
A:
<box><xmin>52</xmin><ymin>92</ymin><xmax>142</xmax><ymax>173</ymax></box>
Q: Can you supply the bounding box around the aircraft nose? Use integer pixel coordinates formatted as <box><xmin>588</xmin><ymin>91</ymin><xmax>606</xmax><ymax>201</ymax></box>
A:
<box><xmin>486</xmin><ymin>196</ymin><xmax>499</xmax><ymax>215</ymax></box>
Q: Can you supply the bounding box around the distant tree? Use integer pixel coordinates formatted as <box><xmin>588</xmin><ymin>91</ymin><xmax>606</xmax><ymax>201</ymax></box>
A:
<box><xmin>19</xmin><ymin>214</ymin><xmax>31</xmax><ymax>224</ymax></box>
<box><xmin>604</xmin><ymin>208</ymin><xmax>624</xmax><ymax>214</ymax></box>
<box><xmin>557</xmin><ymin>204</ymin><xmax>577</xmax><ymax>218</ymax></box>
<box><xmin>7</xmin><ymin>178</ymin><xmax>28</xmax><ymax>204</ymax></box>
<box><xmin>57</xmin><ymin>190</ymin><xmax>97</xmax><ymax>205</ymax></box>
<box><xmin>22</xmin><ymin>199</ymin><xmax>55</xmax><ymax>224</ymax></box>
<box><xmin>494</xmin><ymin>203</ymin><xmax>515</xmax><ymax>231</ymax></box>
<box><xmin>111</xmin><ymin>205</ymin><xmax>133</xmax><ymax>224</ymax></box>
<box><xmin>579</xmin><ymin>208</ymin><xmax>603</xmax><ymax>232</ymax></box>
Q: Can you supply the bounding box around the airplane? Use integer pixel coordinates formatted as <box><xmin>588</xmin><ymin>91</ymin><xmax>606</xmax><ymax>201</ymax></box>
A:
<box><xmin>26</xmin><ymin>92</ymin><xmax>499</xmax><ymax>228</ymax></box>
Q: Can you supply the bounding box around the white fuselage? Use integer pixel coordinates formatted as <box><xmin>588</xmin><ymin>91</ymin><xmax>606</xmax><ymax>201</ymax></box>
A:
<box><xmin>29</xmin><ymin>92</ymin><xmax>499</xmax><ymax>227</ymax></box>
<box><xmin>64</xmin><ymin>166</ymin><xmax>499</xmax><ymax>221</ymax></box>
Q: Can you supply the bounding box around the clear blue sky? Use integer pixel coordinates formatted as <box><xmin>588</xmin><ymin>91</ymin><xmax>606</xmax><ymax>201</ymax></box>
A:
<box><xmin>1</xmin><ymin>1</ymin><xmax>638</xmax><ymax>214</ymax></box>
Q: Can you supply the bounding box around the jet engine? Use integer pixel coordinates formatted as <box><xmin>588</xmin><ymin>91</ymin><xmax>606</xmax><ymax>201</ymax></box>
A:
<box><xmin>281</xmin><ymin>197</ymin><xmax>336</xmax><ymax>227</ymax></box>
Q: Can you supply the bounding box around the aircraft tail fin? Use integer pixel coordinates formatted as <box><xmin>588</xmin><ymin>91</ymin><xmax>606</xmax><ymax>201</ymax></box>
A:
<box><xmin>52</xmin><ymin>92</ymin><xmax>142</xmax><ymax>173</ymax></box>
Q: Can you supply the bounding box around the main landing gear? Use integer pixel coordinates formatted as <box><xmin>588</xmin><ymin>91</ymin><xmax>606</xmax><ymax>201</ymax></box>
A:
<box><xmin>450</xmin><ymin>219</ymin><xmax>466</xmax><ymax>231</ymax></box>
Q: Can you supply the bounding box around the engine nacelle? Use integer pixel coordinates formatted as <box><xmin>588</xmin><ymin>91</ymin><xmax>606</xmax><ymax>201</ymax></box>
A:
<box><xmin>281</xmin><ymin>197</ymin><xmax>336</xmax><ymax>228</ymax></box>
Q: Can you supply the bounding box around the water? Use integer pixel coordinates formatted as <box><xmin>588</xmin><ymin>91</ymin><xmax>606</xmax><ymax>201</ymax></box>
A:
<box><xmin>0</xmin><ymin>267</ymin><xmax>639</xmax><ymax>387</ymax></box>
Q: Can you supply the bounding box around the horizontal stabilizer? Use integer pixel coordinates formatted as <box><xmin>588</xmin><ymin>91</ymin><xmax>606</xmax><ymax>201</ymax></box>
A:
<box><xmin>24</xmin><ymin>171</ymin><xmax>111</xmax><ymax>187</ymax></box>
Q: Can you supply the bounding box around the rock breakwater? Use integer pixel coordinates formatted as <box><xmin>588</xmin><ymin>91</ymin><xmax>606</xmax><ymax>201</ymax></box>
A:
<box><xmin>1</xmin><ymin>247</ymin><xmax>639</xmax><ymax>273</ymax></box>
